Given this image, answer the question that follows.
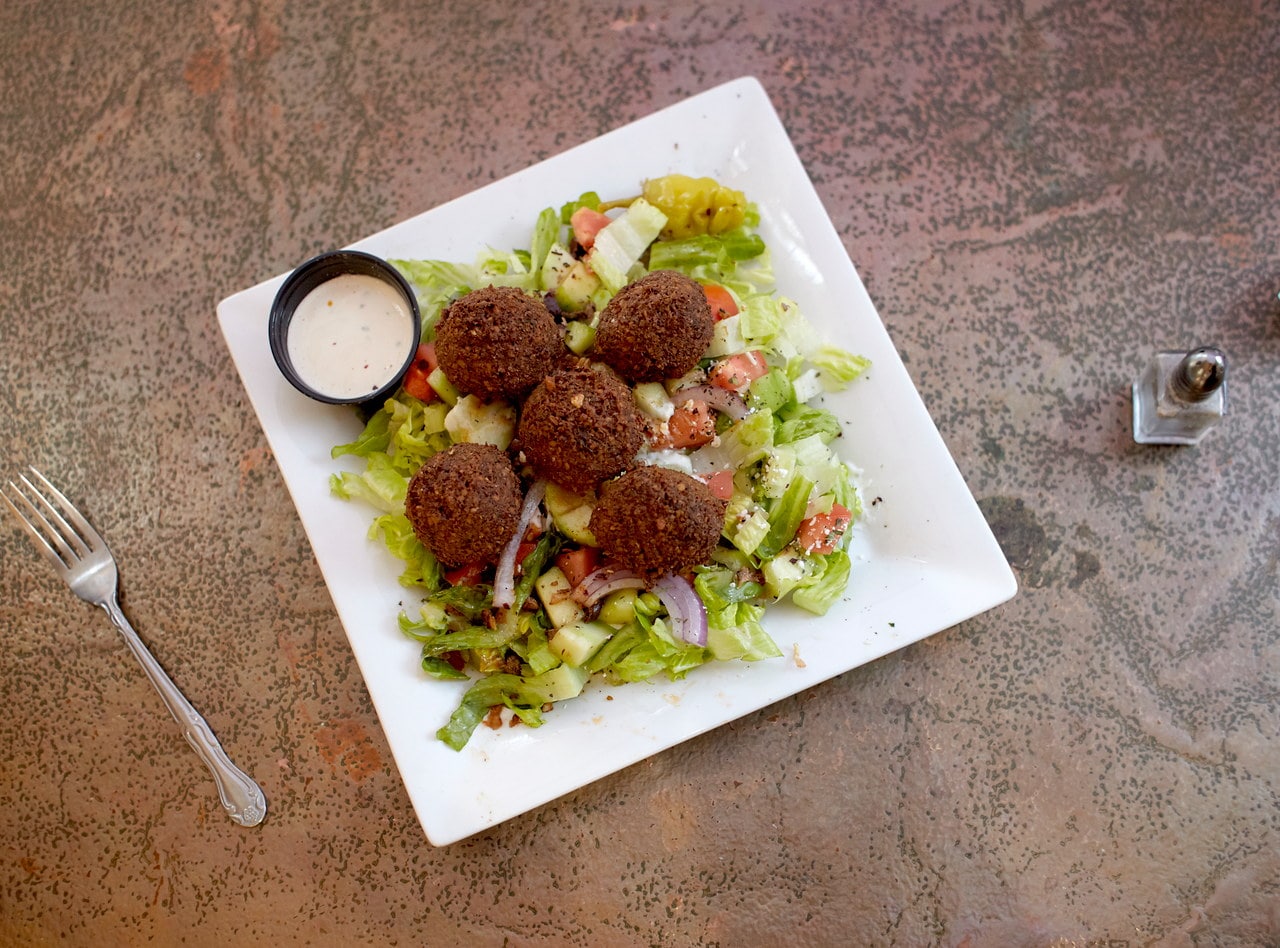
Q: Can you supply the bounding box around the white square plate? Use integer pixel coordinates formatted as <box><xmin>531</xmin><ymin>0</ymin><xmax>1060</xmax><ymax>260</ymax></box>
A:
<box><xmin>217</xmin><ymin>77</ymin><xmax>1016</xmax><ymax>845</ymax></box>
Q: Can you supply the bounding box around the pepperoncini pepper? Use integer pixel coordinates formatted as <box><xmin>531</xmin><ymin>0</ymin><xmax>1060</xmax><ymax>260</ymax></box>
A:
<box><xmin>640</xmin><ymin>174</ymin><xmax>748</xmax><ymax>240</ymax></box>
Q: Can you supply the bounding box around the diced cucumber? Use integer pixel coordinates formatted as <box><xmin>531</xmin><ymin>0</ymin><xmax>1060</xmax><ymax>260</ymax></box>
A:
<box><xmin>633</xmin><ymin>381</ymin><xmax>674</xmax><ymax>420</ymax></box>
<box><xmin>526</xmin><ymin>663</ymin><xmax>589</xmax><ymax>703</ymax></box>
<box><xmin>564</xmin><ymin>320</ymin><xmax>596</xmax><ymax>355</ymax></box>
<box><xmin>539</xmin><ymin>242</ymin><xmax>575</xmax><ymax>293</ymax></box>
<box><xmin>547</xmin><ymin>620</ymin><xmax>613</xmax><ymax>667</ymax></box>
<box><xmin>544</xmin><ymin>482</ymin><xmax>597</xmax><ymax>545</ymax></box>
<box><xmin>554</xmin><ymin>260</ymin><xmax>602</xmax><ymax>314</ymax></box>
<box><xmin>598</xmin><ymin>589</ymin><xmax>639</xmax><ymax>628</ymax></box>
<box><xmin>426</xmin><ymin>366</ymin><xmax>460</xmax><ymax>405</ymax></box>
<box><xmin>534</xmin><ymin>565</ymin><xmax>585</xmax><ymax>629</ymax></box>
<box><xmin>762</xmin><ymin>551</ymin><xmax>812</xmax><ymax>599</ymax></box>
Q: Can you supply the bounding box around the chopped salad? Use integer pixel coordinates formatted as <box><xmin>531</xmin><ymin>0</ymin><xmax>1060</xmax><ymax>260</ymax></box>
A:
<box><xmin>328</xmin><ymin>175</ymin><xmax>871</xmax><ymax>750</ymax></box>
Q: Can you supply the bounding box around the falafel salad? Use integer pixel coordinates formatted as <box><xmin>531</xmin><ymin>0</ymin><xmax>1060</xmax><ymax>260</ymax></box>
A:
<box><xmin>328</xmin><ymin>175</ymin><xmax>871</xmax><ymax>750</ymax></box>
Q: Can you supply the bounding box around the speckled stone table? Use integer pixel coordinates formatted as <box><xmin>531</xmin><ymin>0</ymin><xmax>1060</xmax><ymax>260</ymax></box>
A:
<box><xmin>2</xmin><ymin>1</ymin><xmax>1277</xmax><ymax>945</ymax></box>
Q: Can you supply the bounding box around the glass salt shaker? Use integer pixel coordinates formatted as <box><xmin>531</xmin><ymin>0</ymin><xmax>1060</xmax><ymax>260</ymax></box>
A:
<box><xmin>1132</xmin><ymin>346</ymin><xmax>1228</xmax><ymax>445</ymax></box>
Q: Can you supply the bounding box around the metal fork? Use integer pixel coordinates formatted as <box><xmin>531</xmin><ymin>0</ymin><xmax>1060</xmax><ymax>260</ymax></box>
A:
<box><xmin>3</xmin><ymin>467</ymin><xmax>267</xmax><ymax>827</ymax></box>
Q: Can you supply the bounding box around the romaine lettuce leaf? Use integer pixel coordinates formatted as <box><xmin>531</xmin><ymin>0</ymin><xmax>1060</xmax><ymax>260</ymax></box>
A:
<box><xmin>368</xmin><ymin>513</ymin><xmax>441</xmax><ymax>589</ymax></box>
<box><xmin>812</xmin><ymin>345</ymin><xmax>871</xmax><ymax>390</ymax></box>
<box><xmin>587</xmin><ymin>198</ymin><xmax>667</xmax><ymax>293</ymax></box>
<box><xmin>755</xmin><ymin>474</ymin><xmax>813</xmax><ymax>559</ymax></box>
<box><xmin>329</xmin><ymin>454</ymin><xmax>407</xmax><ymax>514</ymax></box>
<box><xmin>775</xmin><ymin>404</ymin><xmax>841</xmax><ymax>445</ymax></box>
<box><xmin>529</xmin><ymin>206</ymin><xmax>560</xmax><ymax>278</ymax></box>
<box><xmin>791</xmin><ymin>551</ymin><xmax>852</xmax><ymax>615</ymax></box>
<box><xmin>436</xmin><ymin>674</ymin><xmax>548</xmax><ymax>751</ymax></box>
<box><xmin>694</xmin><ymin>568</ymin><xmax>782</xmax><ymax>661</ymax></box>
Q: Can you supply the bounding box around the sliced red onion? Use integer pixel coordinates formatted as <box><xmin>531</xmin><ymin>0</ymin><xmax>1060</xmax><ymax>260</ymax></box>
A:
<box><xmin>493</xmin><ymin>479</ymin><xmax>547</xmax><ymax>610</ymax></box>
<box><xmin>671</xmin><ymin>383</ymin><xmax>750</xmax><ymax>421</ymax></box>
<box><xmin>572</xmin><ymin>566</ymin><xmax>646</xmax><ymax>608</ymax></box>
<box><xmin>653</xmin><ymin>573</ymin><xmax>709</xmax><ymax>647</ymax></box>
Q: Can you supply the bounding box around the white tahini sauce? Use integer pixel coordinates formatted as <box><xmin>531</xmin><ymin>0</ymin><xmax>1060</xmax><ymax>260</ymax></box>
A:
<box><xmin>286</xmin><ymin>273</ymin><xmax>415</xmax><ymax>399</ymax></box>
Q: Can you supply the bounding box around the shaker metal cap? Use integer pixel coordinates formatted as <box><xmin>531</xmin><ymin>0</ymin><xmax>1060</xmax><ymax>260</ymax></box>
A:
<box><xmin>1170</xmin><ymin>346</ymin><xmax>1227</xmax><ymax>402</ymax></box>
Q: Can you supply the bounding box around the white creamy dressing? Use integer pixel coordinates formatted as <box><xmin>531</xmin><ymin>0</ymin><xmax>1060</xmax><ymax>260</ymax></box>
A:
<box><xmin>286</xmin><ymin>273</ymin><xmax>415</xmax><ymax>399</ymax></box>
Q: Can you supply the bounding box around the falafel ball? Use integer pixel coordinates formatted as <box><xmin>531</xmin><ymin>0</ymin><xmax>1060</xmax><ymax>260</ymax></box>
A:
<box><xmin>592</xmin><ymin>270</ymin><xmax>714</xmax><ymax>382</ymax></box>
<box><xmin>434</xmin><ymin>285</ymin><xmax>562</xmax><ymax>400</ymax></box>
<box><xmin>405</xmin><ymin>442</ymin><xmax>523</xmax><ymax>567</ymax></box>
<box><xmin>517</xmin><ymin>367</ymin><xmax>644</xmax><ymax>494</ymax></box>
<box><xmin>589</xmin><ymin>465</ymin><xmax>726</xmax><ymax>578</ymax></box>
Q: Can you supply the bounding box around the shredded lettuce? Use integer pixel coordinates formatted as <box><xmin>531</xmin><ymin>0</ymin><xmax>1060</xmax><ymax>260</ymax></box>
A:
<box><xmin>370</xmin><ymin>513</ymin><xmax>441</xmax><ymax>589</ymax></box>
<box><xmin>329</xmin><ymin>455</ymin><xmax>406</xmax><ymax>514</ymax></box>
<box><xmin>436</xmin><ymin>674</ymin><xmax>548</xmax><ymax>751</ymax></box>
<box><xmin>694</xmin><ymin>569</ymin><xmax>781</xmax><ymax>662</ymax></box>
<box><xmin>812</xmin><ymin>345</ymin><xmax>872</xmax><ymax>390</ymax></box>
<box><xmin>722</xmin><ymin>493</ymin><xmax>770</xmax><ymax>557</ymax></box>
<box><xmin>791</xmin><ymin>551</ymin><xmax>852</xmax><ymax>615</ymax></box>
<box><xmin>390</xmin><ymin>259</ymin><xmax>474</xmax><ymax>333</ymax></box>
<box><xmin>610</xmin><ymin>614</ymin><xmax>707</xmax><ymax>682</ymax></box>
<box><xmin>586</xmin><ymin>197</ymin><xmax>668</xmax><ymax>292</ymax></box>
<box><xmin>333</xmin><ymin>394</ymin><xmax>451</xmax><ymax>474</ymax></box>
<box><xmin>585</xmin><ymin>623</ymin><xmax>646</xmax><ymax>674</ymax></box>
<box><xmin>528</xmin><ymin>207</ymin><xmax>560</xmax><ymax>278</ymax></box>
<box><xmin>756</xmin><ymin>474</ymin><xmax>813</xmax><ymax>560</ymax></box>
<box><xmin>775</xmin><ymin>404</ymin><xmax>842</xmax><ymax>445</ymax></box>
<box><xmin>510</xmin><ymin>620</ymin><xmax>560</xmax><ymax>677</ymax></box>
<box><xmin>420</xmin><ymin>624</ymin><xmax>521</xmax><ymax>659</ymax></box>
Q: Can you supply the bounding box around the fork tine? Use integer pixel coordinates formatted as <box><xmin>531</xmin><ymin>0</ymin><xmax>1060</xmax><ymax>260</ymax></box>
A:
<box><xmin>4</xmin><ymin>468</ymin><xmax>95</xmax><ymax>570</ymax></box>
<box><xmin>25</xmin><ymin>467</ymin><xmax>99</xmax><ymax>552</ymax></box>
<box><xmin>3</xmin><ymin>478</ymin><xmax>74</xmax><ymax>572</ymax></box>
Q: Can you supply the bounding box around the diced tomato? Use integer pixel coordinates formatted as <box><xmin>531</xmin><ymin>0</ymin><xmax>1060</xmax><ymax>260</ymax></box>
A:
<box><xmin>570</xmin><ymin>207</ymin><xmax>613</xmax><ymax>250</ymax></box>
<box><xmin>401</xmin><ymin>343</ymin><xmax>438</xmax><ymax>402</ymax></box>
<box><xmin>555</xmin><ymin>546</ymin><xmax>601</xmax><ymax>588</ymax></box>
<box><xmin>708</xmin><ymin>350</ymin><xmax>768</xmax><ymax>393</ymax></box>
<box><xmin>444</xmin><ymin>560</ymin><xmax>486</xmax><ymax>586</ymax></box>
<box><xmin>513</xmin><ymin>540</ymin><xmax>539</xmax><ymax>575</ymax></box>
<box><xmin>795</xmin><ymin>503</ymin><xmax>853</xmax><ymax>555</ymax></box>
<box><xmin>665</xmin><ymin>401</ymin><xmax>717</xmax><ymax>448</ymax></box>
<box><xmin>702</xmin><ymin>283</ymin><xmax>739</xmax><ymax>320</ymax></box>
<box><xmin>704</xmin><ymin>469</ymin><xmax>735</xmax><ymax>500</ymax></box>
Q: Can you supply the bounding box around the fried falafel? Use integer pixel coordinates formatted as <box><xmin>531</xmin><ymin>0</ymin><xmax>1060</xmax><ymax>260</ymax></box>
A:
<box><xmin>405</xmin><ymin>442</ymin><xmax>523</xmax><ymax>566</ymax></box>
<box><xmin>589</xmin><ymin>465</ymin><xmax>725</xmax><ymax>578</ymax></box>
<box><xmin>592</xmin><ymin>269</ymin><xmax>713</xmax><ymax>382</ymax></box>
<box><xmin>434</xmin><ymin>285</ymin><xmax>562</xmax><ymax>400</ymax></box>
<box><xmin>517</xmin><ymin>366</ymin><xmax>644</xmax><ymax>494</ymax></box>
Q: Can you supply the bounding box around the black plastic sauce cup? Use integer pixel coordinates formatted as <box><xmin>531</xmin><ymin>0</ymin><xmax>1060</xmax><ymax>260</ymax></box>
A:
<box><xmin>268</xmin><ymin>250</ymin><xmax>422</xmax><ymax>406</ymax></box>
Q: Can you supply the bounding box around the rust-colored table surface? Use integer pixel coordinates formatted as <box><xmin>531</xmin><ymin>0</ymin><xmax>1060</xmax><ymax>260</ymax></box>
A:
<box><xmin>2</xmin><ymin>1</ymin><xmax>1277</xmax><ymax>945</ymax></box>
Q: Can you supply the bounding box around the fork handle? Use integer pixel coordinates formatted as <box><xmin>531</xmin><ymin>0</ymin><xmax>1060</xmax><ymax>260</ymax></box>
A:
<box><xmin>103</xmin><ymin>599</ymin><xmax>267</xmax><ymax>827</ymax></box>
